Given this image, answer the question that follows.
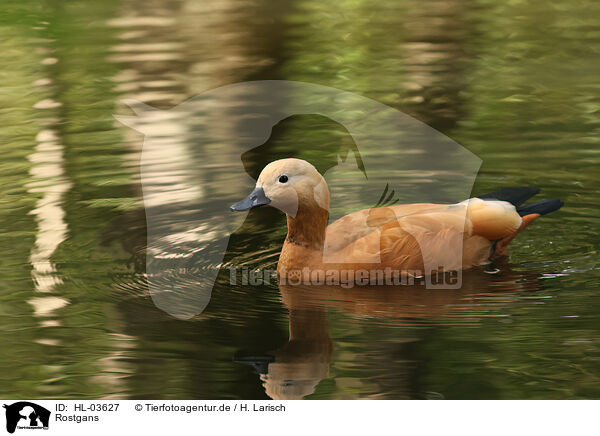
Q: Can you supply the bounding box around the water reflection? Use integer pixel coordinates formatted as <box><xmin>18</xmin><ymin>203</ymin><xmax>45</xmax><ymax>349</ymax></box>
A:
<box><xmin>258</xmin><ymin>306</ymin><xmax>332</xmax><ymax>400</ymax></box>
<box><xmin>27</xmin><ymin>22</ymin><xmax>71</xmax><ymax>334</ymax></box>
<box><xmin>242</xmin><ymin>262</ymin><xmax>546</xmax><ymax>399</ymax></box>
<box><xmin>27</xmin><ymin>128</ymin><xmax>71</xmax><ymax>318</ymax></box>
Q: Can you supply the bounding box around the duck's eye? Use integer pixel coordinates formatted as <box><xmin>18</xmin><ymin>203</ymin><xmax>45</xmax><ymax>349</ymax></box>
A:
<box><xmin>278</xmin><ymin>175</ymin><xmax>289</xmax><ymax>183</ymax></box>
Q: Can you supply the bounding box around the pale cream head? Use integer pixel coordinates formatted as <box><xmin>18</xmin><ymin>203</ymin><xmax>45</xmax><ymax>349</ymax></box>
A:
<box><xmin>256</xmin><ymin>158</ymin><xmax>330</xmax><ymax>217</ymax></box>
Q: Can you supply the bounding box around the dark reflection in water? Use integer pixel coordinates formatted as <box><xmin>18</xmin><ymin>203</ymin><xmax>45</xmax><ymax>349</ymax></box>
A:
<box><xmin>236</xmin><ymin>262</ymin><xmax>546</xmax><ymax>400</ymax></box>
<box><xmin>0</xmin><ymin>0</ymin><xmax>599</xmax><ymax>399</ymax></box>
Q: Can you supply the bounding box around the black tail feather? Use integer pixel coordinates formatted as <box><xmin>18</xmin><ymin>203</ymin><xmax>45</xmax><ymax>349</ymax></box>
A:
<box><xmin>516</xmin><ymin>199</ymin><xmax>564</xmax><ymax>217</ymax></box>
<box><xmin>478</xmin><ymin>186</ymin><xmax>540</xmax><ymax>207</ymax></box>
<box><xmin>479</xmin><ymin>186</ymin><xmax>563</xmax><ymax>217</ymax></box>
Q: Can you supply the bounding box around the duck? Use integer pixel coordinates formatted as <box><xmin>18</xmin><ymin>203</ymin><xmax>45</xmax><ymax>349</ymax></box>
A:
<box><xmin>231</xmin><ymin>158</ymin><xmax>563</xmax><ymax>283</ymax></box>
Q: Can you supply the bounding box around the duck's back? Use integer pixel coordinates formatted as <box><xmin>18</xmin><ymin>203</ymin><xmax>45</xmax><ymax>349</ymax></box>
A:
<box><xmin>323</xmin><ymin>198</ymin><xmax>522</xmax><ymax>271</ymax></box>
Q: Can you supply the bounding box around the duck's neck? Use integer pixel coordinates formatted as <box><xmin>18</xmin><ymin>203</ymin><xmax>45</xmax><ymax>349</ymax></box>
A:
<box><xmin>285</xmin><ymin>206</ymin><xmax>328</xmax><ymax>251</ymax></box>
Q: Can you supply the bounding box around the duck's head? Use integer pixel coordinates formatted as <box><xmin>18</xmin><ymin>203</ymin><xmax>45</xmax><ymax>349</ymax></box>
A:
<box><xmin>230</xmin><ymin>158</ymin><xmax>329</xmax><ymax>217</ymax></box>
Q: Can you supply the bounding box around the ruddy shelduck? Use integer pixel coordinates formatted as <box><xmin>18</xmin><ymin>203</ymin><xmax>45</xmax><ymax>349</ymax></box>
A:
<box><xmin>231</xmin><ymin>158</ymin><xmax>563</xmax><ymax>282</ymax></box>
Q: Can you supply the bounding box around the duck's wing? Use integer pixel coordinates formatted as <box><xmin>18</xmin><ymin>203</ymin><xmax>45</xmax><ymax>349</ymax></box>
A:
<box><xmin>325</xmin><ymin>199</ymin><xmax>526</xmax><ymax>270</ymax></box>
<box><xmin>326</xmin><ymin>199</ymin><xmax>523</xmax><ymax>249</ymax></box>
<box><xmin>325</xmin><ymin>203</ymin><xmax>445</xmax><ymax>255</ymax></box>
<box><xmin>382</xmin><ymin>199</ymin><xmax>525</xmax><ymax>271</ymax></box>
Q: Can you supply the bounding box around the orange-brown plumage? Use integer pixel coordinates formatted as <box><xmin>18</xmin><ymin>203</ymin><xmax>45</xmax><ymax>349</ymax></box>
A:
<box><xmin>231</xmin><ymin>158</ymin><xmax>563</xmax><ymax>281</ymax></box>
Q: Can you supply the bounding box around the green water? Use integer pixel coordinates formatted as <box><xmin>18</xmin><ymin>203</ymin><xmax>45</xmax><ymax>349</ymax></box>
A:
<box><xmin>1</xmin><ymin>0</ymin><xmax>599</xmax><ymax>399</ymax></box>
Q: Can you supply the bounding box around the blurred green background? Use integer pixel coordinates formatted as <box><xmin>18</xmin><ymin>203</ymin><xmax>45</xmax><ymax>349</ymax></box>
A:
<box><xmin>0</xmin><ymin>0</ymin><xmax>599</xmax><ymax>399</ymax></box>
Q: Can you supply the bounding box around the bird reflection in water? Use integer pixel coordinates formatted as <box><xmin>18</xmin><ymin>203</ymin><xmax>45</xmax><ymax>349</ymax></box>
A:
<box><xmin>236</xmin><ymin>261</ymin><xmax>543</xmax><ymax>399</ymax></box>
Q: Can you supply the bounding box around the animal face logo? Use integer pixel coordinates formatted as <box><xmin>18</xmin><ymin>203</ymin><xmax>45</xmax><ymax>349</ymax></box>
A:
<box><xmin>3</xmin><ymin>402</ymin><xmax>50</xmax><ymax>434</ymax></box>
<box><xmin>116</xmin><ymin>80</ymin><xmax>481</xmax><ymax>319</ymax></box>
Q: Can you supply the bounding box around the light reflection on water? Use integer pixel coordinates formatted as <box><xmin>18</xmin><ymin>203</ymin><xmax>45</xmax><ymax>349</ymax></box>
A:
<box><xmin>0</xmin><ymin>0</ymin><xmax>599</xmax><ymax>399</ymax></box>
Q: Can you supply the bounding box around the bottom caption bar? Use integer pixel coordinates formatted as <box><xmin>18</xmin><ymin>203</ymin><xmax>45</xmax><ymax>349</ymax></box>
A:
<box><xmin>0</xmin><ymin>400</ymin><xmax>595</xmax><ymax>435</ymax></box>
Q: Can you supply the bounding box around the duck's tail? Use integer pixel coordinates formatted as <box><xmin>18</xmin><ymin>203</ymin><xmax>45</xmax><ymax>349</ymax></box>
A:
<box><xmin>478</xmin><ymin>186</ymin><xmax>541</xmax><ymax>207</ymax></box>
<box><xmin>478</xmin><ymin>186</ymin><xmax>563</xmax><ymax>257</ymax></box>
<box><xmin>478</xmin><ymin>186</ymin><xmax>564</xmax><ymax>216</ymax></box>
<box><xmin>516</xmin><ymin>198</ymin><xmax>564</xmax><ymax>217</ymax></box>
